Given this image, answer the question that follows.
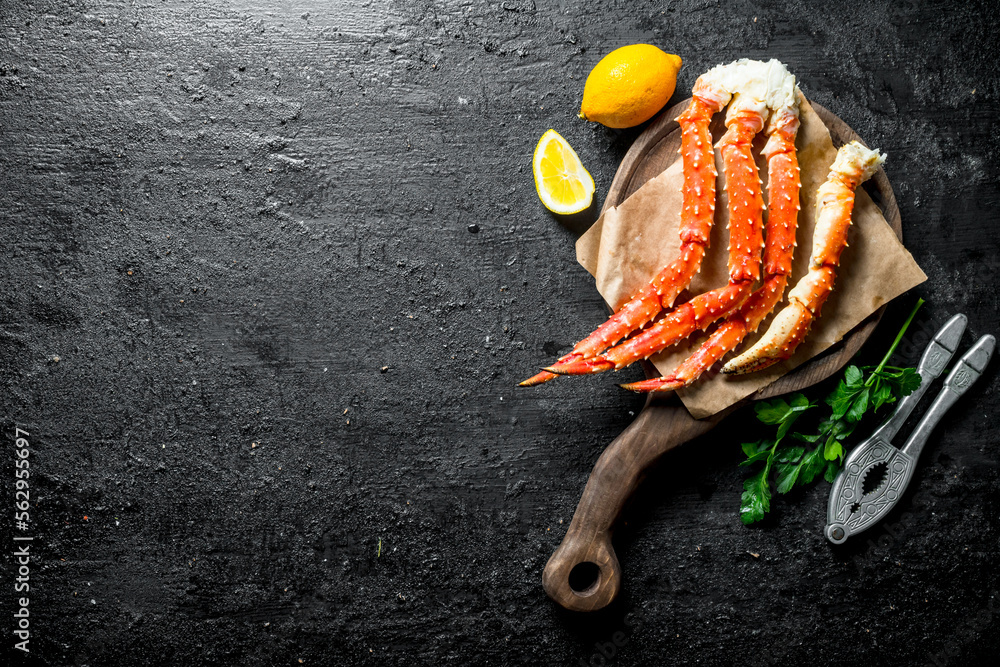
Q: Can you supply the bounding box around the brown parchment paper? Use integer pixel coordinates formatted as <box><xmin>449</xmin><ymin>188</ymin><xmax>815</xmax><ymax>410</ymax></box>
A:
<box><xmin>576</xmin><ymin>97</ymin><xmax>927</xmax><ymax>419</ymax></box>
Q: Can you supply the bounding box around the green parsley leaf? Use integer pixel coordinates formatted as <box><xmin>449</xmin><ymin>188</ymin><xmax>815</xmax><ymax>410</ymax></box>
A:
<box><xmin>740</xmin><ymin>467</ymin><xmax>772</xmax><ymax>524</ymax></box>
<box><xmin>775</xmin><ymin>445</ymin><xmax>827</xmax><ymax>494</ymax></box>
<box><xmin>798</xmin><ymin>447</ymin><xmax>828</xmax><ymax>485</ymax></box>
<box><xmin>897</xmin><ymin>367</ymin><xmax>921</xmax><ymax>394</ymax></box>
<box><xmin>740</xmin><ymin>440</ymin><xmax>773</xmax><ymax>466</ymax></box>
<box><xmin>844</xmin><ymin>365</ymin><xmax>863</xmax><ymax>387</ymax></box>
<box><xmin>776</xmin><ymin>405</ymin><xmax>811</xmax><ymax>441</ymax></box>
<box><xmin>824</xmin><ymin>438</ymin><xmax>843</xmax><ymax>462</ymax></box>
<box><xmin>844</xmin><ymin>386</ymin><xmax>869</xmax><ymax>423</ymax></box>
<box><xmin>751</xmin><ymin>397</ymin><xmax>812</xmax><ymax>443</ymax></box>
<box><xmin>790</xmin><ymin>393</ymin><xmax>811</xmax><ymax>409</ymax></box>
<box><xmin>754</xmin><ymin>398</ymin><xmax>793</xmax><ymax>425</ymax></box>
<box><xmin>826</xmin><ymin>374</ymin><xmax>862</xmax><ymax>421</ymax></box>
<box><xmin>776</xmin><ymin>446</ymin><xmax>805</xmax><ymax>463</ymax></box>
<box><xmin>871</xmin><ymin>382</ymin><xmax>893</xmax><ymax>412</ymax></box>
<box><xmin>774</xmin><ymin>460</ymin><xmax>800</xmax><ymax>494</ymax></box>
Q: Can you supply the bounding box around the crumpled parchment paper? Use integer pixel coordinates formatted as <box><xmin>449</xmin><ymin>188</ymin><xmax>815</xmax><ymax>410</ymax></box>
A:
<box><xmin>575</xmin><ymin>97</ymin><xmax>927</xmax><ymax>419</ymax></box>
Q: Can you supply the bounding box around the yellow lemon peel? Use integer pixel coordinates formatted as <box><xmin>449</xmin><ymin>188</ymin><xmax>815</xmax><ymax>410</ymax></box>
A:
<box><xmin>580</xmin><ymin>44</ymin><xmax>682</xmax><ymax>129</ymax></box>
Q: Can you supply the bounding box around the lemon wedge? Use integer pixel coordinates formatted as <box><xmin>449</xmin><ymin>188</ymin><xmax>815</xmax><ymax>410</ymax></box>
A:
<box><xmin>532</xmin><ymin>129</ymin><xmax>595</xmax><ymax>215</ymax></box>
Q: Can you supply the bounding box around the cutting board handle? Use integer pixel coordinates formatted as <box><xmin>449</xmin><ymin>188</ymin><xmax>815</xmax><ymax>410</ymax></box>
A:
<box><xmin>542</xmin><ymin>398</ymin><xmax>726</xmax><ymax>612</ymax></box>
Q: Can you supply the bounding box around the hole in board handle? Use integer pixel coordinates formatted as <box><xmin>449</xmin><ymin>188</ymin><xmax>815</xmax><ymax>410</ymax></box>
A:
<box><xmin>568</xmin><ymin>561</ymin><xmax>601</xmax><ymax>595</ymax></box>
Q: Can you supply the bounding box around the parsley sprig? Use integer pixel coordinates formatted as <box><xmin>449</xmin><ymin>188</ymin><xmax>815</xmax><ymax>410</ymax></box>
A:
<box><xmin>739</xmin><ymin>299</ymin><xmax>924</xmax><ymax>525</ymax></box>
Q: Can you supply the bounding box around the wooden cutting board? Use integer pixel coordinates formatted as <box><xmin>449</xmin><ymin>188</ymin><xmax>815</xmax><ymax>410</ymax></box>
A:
<box><xmin>542</xmin><ymin>98</ymin><xmax>903</xmax><ymax>612</ymax></box>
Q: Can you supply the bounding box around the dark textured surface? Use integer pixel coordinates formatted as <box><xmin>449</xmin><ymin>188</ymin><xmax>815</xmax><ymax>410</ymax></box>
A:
<box><xmin>2</xmin><ymin>1</ymin><xmax>999</xmax><ymax>665</ymax></box>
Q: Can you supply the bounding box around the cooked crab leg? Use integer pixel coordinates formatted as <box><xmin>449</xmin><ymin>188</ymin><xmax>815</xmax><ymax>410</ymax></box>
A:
<box><xmin>543</xmin><ymin>61</ymin><xmax>798</xmax><ymax>377</ymax></box>
<box><xmin>721</xmin><ymin>141</ymin><xmax>885</xmax><ymax>375</ymax></box>
<box><xmin>545</xmin><ymin>117</ymin><xmax>763</xmax><ymax>376</ymax></box>
<box><xmin>621</xmin><ymin>99</ymin><xmax>802</xmax><ymax>393</ymax></box>
<box><xmin>518</xmin><ymin>87</ymin><xmax>725</xmax><ymax>387</ymax></box>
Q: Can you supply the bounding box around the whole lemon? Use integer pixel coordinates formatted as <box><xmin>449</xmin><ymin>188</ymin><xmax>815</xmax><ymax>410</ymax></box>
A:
<box><xmin>579</xmin><ymin>45</ymin><xmax>682</xmax><ymax>129</ymax></box>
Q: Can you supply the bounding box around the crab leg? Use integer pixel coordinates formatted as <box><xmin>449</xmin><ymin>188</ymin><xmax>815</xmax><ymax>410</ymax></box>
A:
<box><xmin>621</xmin><ymin>101</ymin><xmax>802</xmax><ymax>393</ymax></box>
<box><xmin>518</xmin><ymin>90</ymin><xmax>725</xmax><ymax>387</ymax></box>
<box><xmin>546</xmin><ymin>60</ymin><xmax>800</xmax><ymax>378</ymax></box>
<box><xmin>545</xmin><ymin>101</ymin><xmax>769</xmax><ymax>376</ymax></box>
<box><xmin>721</xmin><ymin>141</ymin><xmax>885</xmax><ymax>375</ymax></box>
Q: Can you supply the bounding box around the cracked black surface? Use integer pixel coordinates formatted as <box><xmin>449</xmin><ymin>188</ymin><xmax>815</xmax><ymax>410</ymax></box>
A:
<box><xmin>2</xmin><ymin>1</ymin><xmax>998</xmax><ymax>665</ymax></box>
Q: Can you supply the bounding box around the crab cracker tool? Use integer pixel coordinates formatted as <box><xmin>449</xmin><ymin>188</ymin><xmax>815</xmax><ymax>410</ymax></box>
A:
<box><xmin>826</xmin><ymin>314</ymin><xmax>995</xmax><ymax>544</ymax></box>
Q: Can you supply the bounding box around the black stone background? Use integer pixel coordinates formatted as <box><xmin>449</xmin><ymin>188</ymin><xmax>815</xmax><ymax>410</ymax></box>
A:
<box><xmin>2</xmin><ymin>0</ymin><xmax>999</xmax><ymax>665</ymax></box>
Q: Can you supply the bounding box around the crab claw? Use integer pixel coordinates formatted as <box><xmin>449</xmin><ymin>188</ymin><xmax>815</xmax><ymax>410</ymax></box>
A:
<box><xmin>519</xmin><ymin>370</ymin><xmax>559</xmax><ymax>387</ymax></box>
<box><xmin>723</xmin><ymin>301</ymin><xmax>814</xmax><ymax>374</ymax></box>
<box><xmin>543</xmin><ymin>357</ymin><xmax>616</xmax><ymax>376</ymax></box>
<box><xmin>520</xmin><ymin>352</ymin><xmax>586</xmax><ymax>385</ymax></box>
<box><xmin>618</xmin><ymin>377</ymin><xmax>684</xmax><ymax>393</ymax></box>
